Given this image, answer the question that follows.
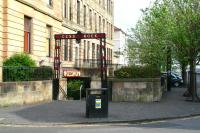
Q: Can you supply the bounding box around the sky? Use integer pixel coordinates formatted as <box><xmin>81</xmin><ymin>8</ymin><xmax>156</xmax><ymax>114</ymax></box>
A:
<box><xmin>114</xmin><ymin>0</ymin><xmax>154</xmax><ymax>32</ymax></box>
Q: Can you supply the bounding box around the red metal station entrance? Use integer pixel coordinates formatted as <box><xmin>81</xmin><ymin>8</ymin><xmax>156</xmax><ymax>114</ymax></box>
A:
<box><xmin>53</xmin><ymin>32</ymin><xmax>107</xmax><ymax>100</ymax></box>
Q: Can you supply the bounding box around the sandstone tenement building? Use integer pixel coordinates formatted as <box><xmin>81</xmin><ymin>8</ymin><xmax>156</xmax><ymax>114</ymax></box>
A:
<box><xmin>0</xmin><ymin>0</ymin><xmax>114</xmax><ymax>81</ymax></box>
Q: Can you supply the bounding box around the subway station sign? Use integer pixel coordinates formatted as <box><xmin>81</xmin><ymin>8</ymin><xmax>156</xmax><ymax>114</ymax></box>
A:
<box><xmin>55</xmin><ymin>33</ymin><xmax>106</xmax><ymax>40</ymax></box>
<box><xmin>63</xmin><ymin>70</ymin><xmax>81</xmax><ymax>78</ymax></box>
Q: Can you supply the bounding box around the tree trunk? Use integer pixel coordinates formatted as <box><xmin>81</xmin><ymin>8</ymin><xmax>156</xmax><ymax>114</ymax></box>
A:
<box><xmin>182</xmin><ymin>64</ymin><xmax>192</xmax><ymax>97</ymax></box>
<box><xmin>187</xmin><ymin>56</ymin><xmax>200</xmax><ymax>102</ymax></box>
<box><xmin>183</xmin><ymin>71</ymin><xmax>192</xmax><ymax>97</ymax></box>
<box><xmin>181</xmin><ymin>65</ymin><xmax>187</xmax><ymax>86</ymax></box>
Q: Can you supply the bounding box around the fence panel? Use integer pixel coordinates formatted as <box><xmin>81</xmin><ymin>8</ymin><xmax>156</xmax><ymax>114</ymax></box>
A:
<box><xmin>3</xmin><ymin>66</ymin><xmax>53</xmax><ymax>82</ymax></box>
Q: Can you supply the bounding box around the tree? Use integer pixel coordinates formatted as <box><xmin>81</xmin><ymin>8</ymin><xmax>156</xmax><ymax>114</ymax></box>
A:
<box><xmin>127</xmin><ymin>0</ymin><xmax>200</xmax><ymax>102</ymax></box>
<box><xmin>3</xmin><ymin>53</ymin><xmax>37</xmax><ymax>81</ymax></box>
<box><xmin>3</xmin><ymin>53</ymin><xmax>36</xmax><ymax>67</ymax></box>
<box><xmin>169</xmin><ymin>0</ymin><xmax>200</xmax><ymax>101</ymax></box>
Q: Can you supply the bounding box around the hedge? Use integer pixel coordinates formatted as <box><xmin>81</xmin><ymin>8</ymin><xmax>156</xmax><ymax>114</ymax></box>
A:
<box><xmin>114</xmin><ymin>65</ymin><xmax>161</xmax><ymax>78</ymax></box>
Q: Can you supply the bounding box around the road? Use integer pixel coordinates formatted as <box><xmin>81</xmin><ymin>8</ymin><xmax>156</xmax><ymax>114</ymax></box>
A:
<box><xmin>0</xmin><ymin>116</ymin><xmax>200</xmax><ymax>133</ymax></box>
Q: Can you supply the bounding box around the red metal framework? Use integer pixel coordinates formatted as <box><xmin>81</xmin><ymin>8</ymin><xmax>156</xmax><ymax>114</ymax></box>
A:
<box><xmin>53</xmin><ymin>32</ymin><xmax>107</xmax><ymax>97</ymax></box>
<box><xmin>54</xmin><ymin>40</ymin><xmax>61</xmax><ymax>79</ymax></box>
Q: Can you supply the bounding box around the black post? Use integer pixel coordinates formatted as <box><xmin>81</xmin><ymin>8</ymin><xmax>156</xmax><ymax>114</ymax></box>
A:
<box><xmin>100</xmin><ymin>38</ymin><xmax>107</xmax><ymax>88</ymax></box>
<box><xmin>103</xmin><ymin>37</ymin><xmax>107</xmax><ymax>88</ymax></box>
<box><xmin>53</xmin><ymin>79</ymin><xmax>59</xmax><ymax>100</ymax></box>
<box><xmin>53</xmin><ymin>38</ymin><xmax>61</xmax><ymax>100</ymax></box>
<box><xmin>167</xmin><ymin>46</ymin><xmax>171</xmax><ymax>91</ymax></box>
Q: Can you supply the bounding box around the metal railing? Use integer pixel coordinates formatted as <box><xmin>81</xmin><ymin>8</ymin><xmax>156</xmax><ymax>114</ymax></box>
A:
<box><xmin>3</xmin><ymin>66</ymin><xmax>53</xmax><ymax>82</ymax></box>
<box><xmin>74</xmin><ymin>59</ymin><xmax>114</xmax><ymax>68</ymax></box>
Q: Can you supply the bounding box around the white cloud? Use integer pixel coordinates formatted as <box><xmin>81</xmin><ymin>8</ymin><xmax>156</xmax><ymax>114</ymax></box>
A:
<box><xmin>114</xmin><ymin>0</ymin><xmax>154</xmax><ymax>31</ymax></box>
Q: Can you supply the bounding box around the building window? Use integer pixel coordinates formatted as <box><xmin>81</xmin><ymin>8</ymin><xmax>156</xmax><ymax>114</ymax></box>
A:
<box><xmin>63</xmin><ymin>0</ymin><xmax>67</xmax><ymax>18</ymax></box>
<box><xmin>107</xmin><ymin>22</ymin><xmax>109</xmax><ymax>38</ymax></box>
<box><xmin>99</xmin><ymin>16</ymin><xmax>101</xmax><ymax>32</ymax></box>
<box><xmin>97</xmin><ymin>44</ymin><xmax>100</xmax><ymax>66</ymax></box>
<box><xmin>64</xmin><ymin>40</ymin><xmax>68</xmax><ymax>61</ymax></box>
<box><xmin>103</xmin><ymin>0</ymin><xmax>106</xmax><ymax>9</ymax></box>
<box><xmin>77</xmin><ymin>0</ymin><xmax>80</xmax><ymax>24</ymax></box>
<box><xmin>69</xmin><ymin>40</ymin><xmax>73</xmax><ymax>61</ymax></box>
<box><xmin>84</xmin><ymin>40</ymin><xmax>86</xmax><ymax>61</ymax></box>
<box><xmin>24</xmin><ymin>16</ymin><xmax>31</xmax><ymax>53</ymax></box>
<box><xmin>99</xmin><ymin>16</ymin><xmax>102</xmax><ymax>32</ymax></box>
<box><xmin>94</xmin><ymin>13</ymin><xmax>97</xmax><ymax>32</ymax></box>
<box><xmin>89</xmin><ymin>9</ymin><xmax>92</xmax><ymax>30</ymax></box>
<box><xmin>109</xmin><ymin>48</ymin><xmax>111</xmax><ymax>64</ymax></box>
<box><xmin>69</xmin><ymin>0</ymin><xmax>73</xmax><ymax>21</ymax></box>
<box><xmin>46</xmin><ymin>25</ymin><xmax>51</xmax><ymax>57</ymax></box>
<box><xmin>107</xmin><ymin>48</ymin><xmax>109</xmax><ymax>63</ymax></box>
<box><xmin>111</xmin><ymin>24</ymin><xmax>113</xmax><ymax>40</ymax></box>
<box><xmin>87</xmin><ymin>41</ymin><xmax>90</xmax><ymax>60</ymax></box>
<box><xmin>107</xmin><ymin>0</ymin><xmax>109</xmax><ymax>12</ymax></box>
<box><xmin>83</xmin><ymin>5</ymin><xmax>86</xmax><ymax>27</ymax></box>
<box><xmin>103</xmin><ymin>19</ymin><xmax>105</xmax><ymax>33</ymax></box>
<box><xmin>96</xmin><ymin>44</ymin><xmax>100</xmax><ymax>59</ymax></box>
<box><xmin>107</xmin><ymin>0</ymin><xmax>112</xmax><ymax>14</ymax></box>
<box><xmin>79</xmin><ymin>42</ymin><xmax>82</xmax><ymax>60</ymax></box>
<box><xmin>110</xmin><ymin>49</ymin><xmax>113</xmax><ymax>64</ymax></box>
<box><xmin>108</xmin><ymin>23</ymin><xmax>111</xmax><ymax>39</ymax></box>
<box><xmin>111</xmin><ymin>1</ymin><xmax>113</xmax><ymax>15</ymax></box>
<box><xmin>75</xmin><ymin>47</ymin><xmax>78</xmax><ymax>60</ymax></box>
<box><xmin>92</xmin><ymin>43</ymin><xmax>95</xmax><ymax>60</ymax></box>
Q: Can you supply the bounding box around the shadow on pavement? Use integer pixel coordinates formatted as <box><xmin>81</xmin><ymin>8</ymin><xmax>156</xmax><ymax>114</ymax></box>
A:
<box><xmin>10</xmin><ymin>87</ymin><xmax>200</xmax><ymax>124</ymax></box>
<box><xmin>14</xmin><ymin>101</ymin><xmax>87</xmax><ymax>123</ymax></box>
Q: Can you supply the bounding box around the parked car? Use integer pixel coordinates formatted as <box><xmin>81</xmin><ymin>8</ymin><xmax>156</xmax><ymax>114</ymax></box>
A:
<box><xmin>161</xmin><ymin>72</ymin><xmax>183</xmax><ymax>87</ymax></box>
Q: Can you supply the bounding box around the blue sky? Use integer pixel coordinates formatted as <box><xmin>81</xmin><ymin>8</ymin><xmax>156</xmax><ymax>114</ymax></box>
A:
<box><xmin>114</xmin><ymin>0</ymin><xmax>154</xmax><ymax>32</ymax></box>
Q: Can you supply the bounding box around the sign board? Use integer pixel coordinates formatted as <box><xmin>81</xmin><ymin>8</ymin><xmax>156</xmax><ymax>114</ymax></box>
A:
<box><xmin>63</xmin><ymin>70</ymin><xmax>81</xmax><ymax>78</ymax></box>
<box><xmin>95</xmin><ymin>99</ymin><xmax>101</xmax><ymax>109</ymax></box>
<box><xmin>55</xmin><ymin>33</ymin><xmax>106</xmax><ymax>40</ymax></box>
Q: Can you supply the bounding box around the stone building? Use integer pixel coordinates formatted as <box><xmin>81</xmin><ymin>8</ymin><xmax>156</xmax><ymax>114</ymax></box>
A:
<box><xmin>113</xmin><ymin>26</ymin><xmax>128</xmax><ymax>68</ymax></box>
<box><xmin>0</xmin><ymin>0</ymin><xmax>114</xmax><ymax>82</ymax></box>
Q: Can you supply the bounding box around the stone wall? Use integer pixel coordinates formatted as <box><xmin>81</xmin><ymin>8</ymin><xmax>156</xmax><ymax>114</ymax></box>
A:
<box><xmin>111</xmin><ymin>78</ymin><xmax>162</xmax><ymax>102</ymax></box>
<box><xmin>0</xmin><ymin>80</ymin><xmax>52</xmax><ymax>107</ymax></box>
<box><xmin>90</xmin><ymin>78</ymin><xmax>101</xmax><ymax>89</ymax></box>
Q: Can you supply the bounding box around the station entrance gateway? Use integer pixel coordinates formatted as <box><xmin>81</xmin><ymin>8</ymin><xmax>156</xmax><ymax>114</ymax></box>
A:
<box><xmin>53</xmin><ymin>32</ymin><xmax>107</xmax><ymax>100</ymax></box>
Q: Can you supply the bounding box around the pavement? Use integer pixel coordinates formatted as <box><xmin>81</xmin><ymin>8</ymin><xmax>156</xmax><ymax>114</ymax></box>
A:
<box><xmin>0</xmin><ymin>87</ymin><xmax>200</xmax><ymax>125</ymax></box>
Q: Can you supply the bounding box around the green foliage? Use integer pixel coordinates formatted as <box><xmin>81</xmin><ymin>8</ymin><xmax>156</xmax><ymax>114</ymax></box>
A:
<box><xmin>3</xmin><ymin>53</ymin><xmax>36</xmax><ymax>67</ymax></box>
<box><xmin>67</xmin><ymin>80</ymin><xmax>83</xmax><ymax>100</ymax></box>
<box><xmin>114</xmin><ymin>65</ymin><xmax>160</xmax><ymax>78</ymax></box>
<box><xmin>2</xmin><ymin>53</ymin><xmax>53</xmax><ymax>82</ymax></box>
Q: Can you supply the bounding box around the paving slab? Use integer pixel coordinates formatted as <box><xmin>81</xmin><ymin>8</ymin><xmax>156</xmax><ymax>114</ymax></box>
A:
<box><xmin>0</xmin><ymin>87</ymin><xmax>200</xmax><ymax>125</ymax></box>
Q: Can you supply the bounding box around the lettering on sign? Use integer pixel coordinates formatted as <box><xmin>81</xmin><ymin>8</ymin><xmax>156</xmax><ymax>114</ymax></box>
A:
<box><xmin>63</xmin><ymin>70</ymin><xmax>81</xmax><ymax>78</ymax></box>
<box><xmin>55</xmin><ymin>33</ymin><xmax>106</xmax><ymax>39</ymax></box>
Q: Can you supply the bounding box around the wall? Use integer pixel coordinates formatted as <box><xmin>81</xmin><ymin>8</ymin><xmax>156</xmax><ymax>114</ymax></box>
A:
<box><xmin>0</xmin><ymin>80</ymin><xmax>52</xmax><ymax>107</ymax></box>
<box><xmin>111</xmin><ymin>78</ymin><xmax>162</xmax><ymax>102</ymax></box>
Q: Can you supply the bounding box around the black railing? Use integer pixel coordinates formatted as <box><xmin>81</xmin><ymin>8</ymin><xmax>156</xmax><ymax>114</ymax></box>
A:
<box><xmin>75</xmin><ymin>59</ymin><xmax>113</xmax><ymax>68</ymax></box>
<box><xmin>3</xmin><ymin>66</ymin><xmax>53</xmax><ymax>82</ymax></box>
